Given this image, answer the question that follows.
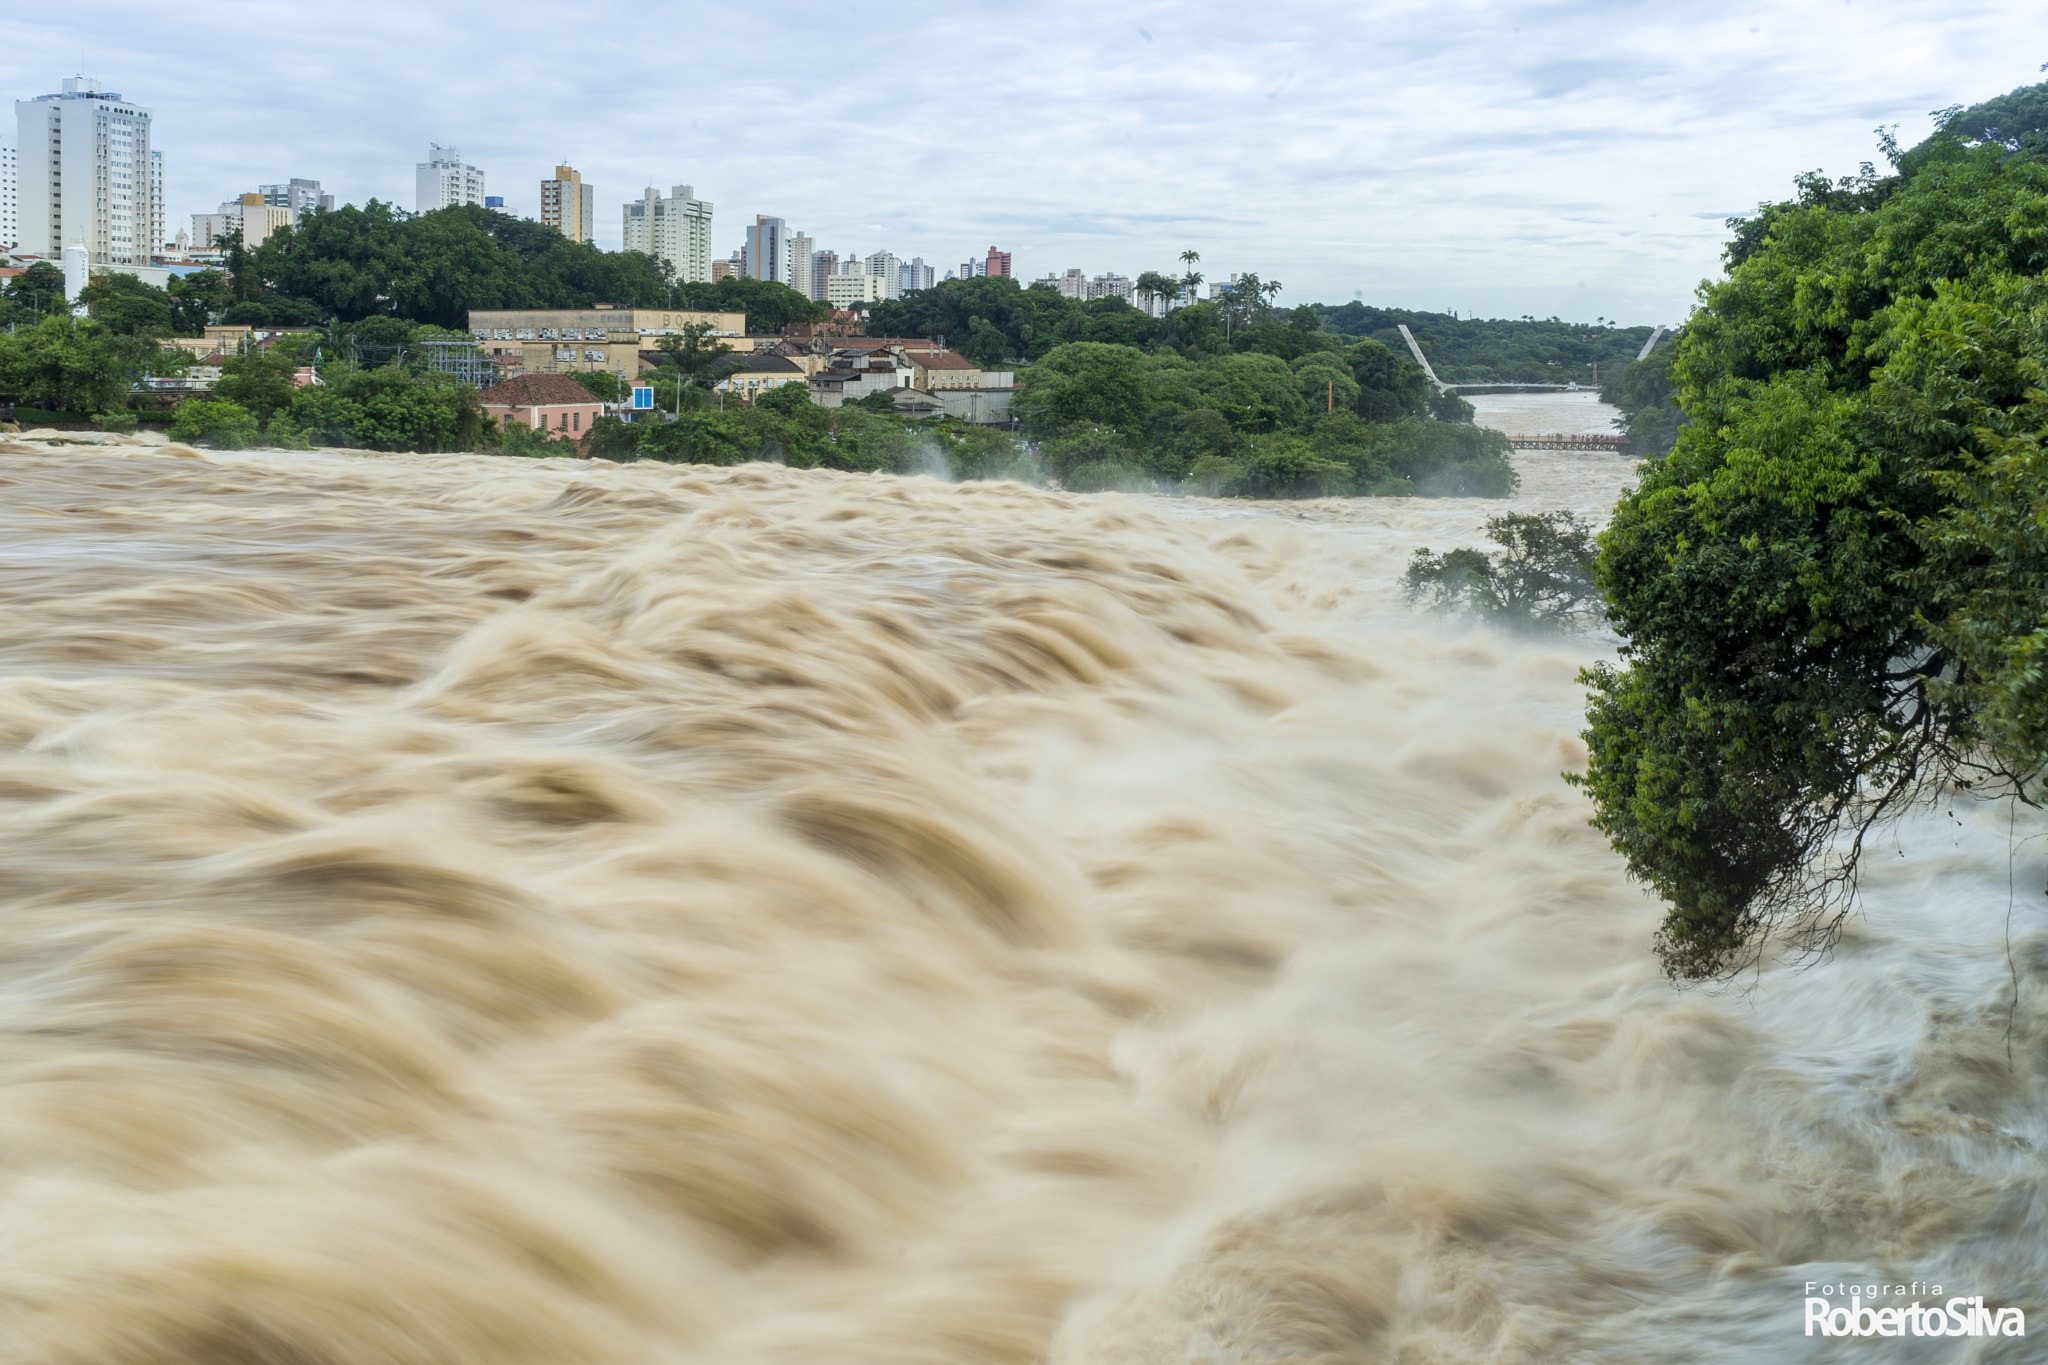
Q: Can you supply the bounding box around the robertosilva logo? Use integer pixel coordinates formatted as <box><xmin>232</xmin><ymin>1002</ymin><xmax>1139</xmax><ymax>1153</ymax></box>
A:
<box><xmin>1804</xmin><ymin>1283</ymin><xmax>2026</xmax><ymax>1338</ymax></box>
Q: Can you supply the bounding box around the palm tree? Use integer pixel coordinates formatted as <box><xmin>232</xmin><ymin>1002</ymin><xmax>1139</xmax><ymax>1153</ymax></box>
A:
<box><xmin>1178</xmin><ymin>250</ymin><xmax>1201</xmax><ymax>308</ymax></box>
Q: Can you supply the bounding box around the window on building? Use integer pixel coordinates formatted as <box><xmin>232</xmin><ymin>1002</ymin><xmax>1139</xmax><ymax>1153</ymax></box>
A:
<box><xmin>572</xmin><ymin>412</ymin><xmax>580</xmax><ymax>431</ymax></box>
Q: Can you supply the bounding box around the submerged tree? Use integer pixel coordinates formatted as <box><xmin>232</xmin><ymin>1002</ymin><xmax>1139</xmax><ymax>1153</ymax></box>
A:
<box><xmin>1406</xmin><ymin>512</ymin><xmax>1600</xmax><ymax>629</ymax></box>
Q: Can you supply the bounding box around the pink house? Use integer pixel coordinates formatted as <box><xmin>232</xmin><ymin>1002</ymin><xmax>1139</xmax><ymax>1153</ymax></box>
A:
<box><xmin>478</xmin><ymin>373</ymin><xmax>603</xmax><ymax>440</ymax></box>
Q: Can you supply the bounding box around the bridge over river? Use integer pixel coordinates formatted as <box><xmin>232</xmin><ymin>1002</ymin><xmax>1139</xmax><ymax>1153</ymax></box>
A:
<box><xmin>1505</xmin><ymin>433</ymin><xmax>1632</xmax><ymax>453</ymax></box>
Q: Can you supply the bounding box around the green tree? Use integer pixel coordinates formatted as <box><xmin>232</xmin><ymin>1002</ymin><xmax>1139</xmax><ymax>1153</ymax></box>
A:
<box><xmin>167</xmin><ymin>269</ymin><xmax>233</xmax><ymax>333</ymax></box>
<box><xmin>654</xmin><ymin>322</ymin><xmax>735</xmax><ymax>399</ymax></box>
<box><xmin>1599</xmin><ymin>334</ymin><xmax>1686</xmax><ymax>455</ymax></box>
<box><xmin>1405</xmin><ymin>512</ymin><xmax>1600</xmax><ymax>627</ymax></box>
<box><xmin>1017</xmin><ymin>342</ymin><xmax>1150</xmax><ymax>432</ymax></box>
<box><xmin>1572</xmin><ymin>129</ymin><xmax>2048</xmax><ymax>981</ymax></box>
<box><xmin>213</xmin><ymin>348</ymin><xmax>302</xmax><ymax>429</ymax></box>
<box><xmin>568</xmin><ymin>370</ymin><xmax>624</xmax><ymax>403</ymax></box>
<box><xmin>1</xmin><ymin>261</ymin><xmax>67</xmax><ymax>324</ymax></box>
<box><xmin>0</xmin><ymin>314</ymin><xmax>157</xmax><ymax>412</ymax></box>
<box><xmin>169</xmin><ymin>398</ymin><xmax>261</xmax><ymax>448</ymax></box>
<box><xmin>78</xmin><ymin>272</ymin><xmax>174</xmax><ymax>335</ymax></box>
<box><xmin>283</xmin><ymin>362</ymin><xmax>483</xmax><ymax>452</ymax></box>
<box><xmin>1135</xmin><ymin>270</ymin><xmax>1179</xmax><ymax>308</ymax></box>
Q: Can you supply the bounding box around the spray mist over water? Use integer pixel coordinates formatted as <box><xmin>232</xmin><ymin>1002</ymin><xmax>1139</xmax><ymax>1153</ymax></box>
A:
<box><xmin>0</xmin><ymin>433</ymin><xmax>2040</xmax><ymax>1363</ymax></box>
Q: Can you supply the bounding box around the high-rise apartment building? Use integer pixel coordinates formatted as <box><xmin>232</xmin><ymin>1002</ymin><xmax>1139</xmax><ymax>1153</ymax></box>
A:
<box><xmin>1</xmin><ymin>135</ymin><xmax>17</xmax><ymax>250</ymax></box>
<box><xmin>1088</xmin><ymin>272</ymin><xmax>1134</xmax><ymax>302</ymax></box>
<box><xmin>260</xmin><ymin>178</ymin><xmax>334</xmax><ymax>214</ymax></box>
<box><xmin>541</xmin><ymin>164</ymin><xmax>595</xmax><ymax>244</ymax></box>
<box><xmin>863</xmin><ymin>250</ymin><xmax>902</xmax><ymax>300</ymax></box>
<box><xmin>745</xmin><ymin>215</ymin><xmax>796</xmax><ymax>289</ymax></box>
<box><xmin>787</xmin><ymin>231</ymin><xmax>817</xmax><ymax>299</ymax></box>
<box><xmin>901</xmin><ymin>257</ymin><xmax>934</xmax><ymax>294</ymax></box>
<box><xmin>148</xmin><ymin>150</ymin><xmax>164</xmax><ymax>249</ymax></box>
<box><xmin>1034</xmin><ymin>268</ymin><xmax>1087</xmax><ymax>300</ymax></box>
<box><xmin>416</xmin><ymin>145</ymin><xmax>485</xmax><ymax>212</ymax></box>
<box><xmin>13</xmin><ymin>77</ymin><xmax>161</xmax><ymax>266</ymax></box>
<box><xmin>622</xmin><ymin>184</ymin><xmax>713</xmax><ymax>283</ymax></box>
<box><xmin>984</xmin><ymin>246</ymin><xmax>1011</xmax><ymax>278</ymax></box>
<box><xmin>809</xmin><ymin>249</ymin><xmax>839</xmax><ymax>300</ymax></box>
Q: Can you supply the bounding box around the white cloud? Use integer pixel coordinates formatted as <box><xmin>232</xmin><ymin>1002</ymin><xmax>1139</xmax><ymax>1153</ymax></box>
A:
<box><xmin>7</xmin><ymin>0</ymin><xmax>2037</xmax><ymax>322</ymax></box>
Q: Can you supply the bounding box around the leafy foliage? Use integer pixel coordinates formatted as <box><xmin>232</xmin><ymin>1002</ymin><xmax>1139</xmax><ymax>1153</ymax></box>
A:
<box><xmin>1012</xmin><ymin>338</ymin><xmax>1510</xmax><ymax>497</ymax></box>
<box><xmin>283</xmin><ymin>364</ymin><xmax>485</xmax><ymax>452</ymax></box>
<box><xmin>1572</xmin><ymin>119</ymin><xmax>2048</xmax><ymax>981</ymax></box>
<box><xmin>237</xmin><ymin>203</ymin><xmax>822</xmax><ymax>332</ymax></box>
<box><xmin>1598</xmin><ymin>334</ymin><xmax>1687</xmax><ymax>456</ymax></box>
<box><xmin>0</xmin><ymin>315</ymin><xmax>162</xmax><ymax>411</ymax></box>
<box><xmin>213</xmin><ymin>348</ymin><xmax>302</xmax><ymax>429</ymax></box>
<box><xmin>1405</xmin><ymin>512</ymin><xmax>1600</xmax><ymax>628</ymax></box>
<box><xmin>1315</xmin><ymin>301</ymin><xmax>1658</xmax><ymax>385</ymax></box>
<box><xmin>78</xmin><ymin>272</ymin><xmax>175</xmax><ymax>335</ymax></box>
<box><xmin>169</xmin><ymin>398</ymin><xmax>261</xmax><ymax>449</ymax></box>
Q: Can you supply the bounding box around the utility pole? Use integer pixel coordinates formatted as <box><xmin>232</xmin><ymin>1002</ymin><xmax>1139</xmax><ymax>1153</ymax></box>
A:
<box><xmin>1327</xmin><ymin>379</ymin><xmax>1333</xmax><ymax>413</ymax></box>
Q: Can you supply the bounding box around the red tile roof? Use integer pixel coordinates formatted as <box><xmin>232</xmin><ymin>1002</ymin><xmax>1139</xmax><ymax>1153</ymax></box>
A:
<box><xmin>478</xmin><ymin>372</ymin><xmax>601</xmax><ymax>406</ymax></box>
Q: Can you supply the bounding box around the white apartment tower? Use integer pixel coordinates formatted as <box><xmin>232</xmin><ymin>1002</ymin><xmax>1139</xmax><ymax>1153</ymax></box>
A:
<box><xmin>13</xmin><ymin>77</ymin><xmax>161</xmax><ymax>267</ymax></box>
<box><xmin>745</xmin><ymin>215</ymin><xmax>796</xmax><ymax>289</ymax></box>
<box><xmin>260</xmin><ymin>178</ymin><xmax>334</xmax><ymax>213</ymax></box>
<box><xmin>622</xmin><ymin>183</ymin><xmax>713</xmax><ymax>283</ymax></box>
<box><xmin>416</xmin><ymin>145</ymin><xmax>485</xmax><ymax>212</ymax></box>
<box><xmin>148</xmin><ymin>150</ymin><xmax>164</xmax><ymax>250</ymax></box>
<box><xmin>863</xmin><ymin>250</ymin><xmax>902</xmax><ymax>300</ymax></box>
<box><xmin>788</xmin><ymin>231</ymin><xmax>817</xmax><ymax>299</ymax></box>
<box><xmin>0</xmin><ymin>135</ymin><xmax>17</xmax><ymax>251</ymax></box>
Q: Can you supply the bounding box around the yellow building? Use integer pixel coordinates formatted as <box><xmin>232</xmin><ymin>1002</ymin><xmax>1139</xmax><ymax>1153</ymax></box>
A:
<box><xmin>894</xmin><ymin>347</ymin><xmax>983</xmax><ymax>391</ymax></box>
<box><xmin>466</xmin><ymin>305</ymin><xmax>747</xmax><ymax>376</ymax></box>
<box><xmin>540</xmin><ymin>165</ymin><xmax>595</xmax><ymax>244</ymax></box>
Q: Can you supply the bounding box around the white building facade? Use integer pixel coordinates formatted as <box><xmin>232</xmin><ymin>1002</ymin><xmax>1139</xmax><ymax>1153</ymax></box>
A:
<box><xmin>260</xmin><ymin>178</ymin><xmax>334</xmax><ymax>213</ymax></box>
<box><xmin>900</xmin><ymin>256</ymin><xmax>934</xmax><ymax>294</ymax></box>
<box><xmin>825</xmin><ymin>272</ymin><xmax>883</xmax><ymax>307</ymax></box>
<box><xmin>0</xmin><ymin>135</ymin><xmax>17</xmax><ymax>250</ymax></box>
<box><xmin>13</xmin><ymin>77</ymin><xmax>161</xmax><ymax>267</ymax></box>
<box><xmin>148</xmin><ymin>150</ymin><xmax>164</xmax><ymax>250</ymax></box>
<box><xmin>788</xmin><ymin>231</ymin><xmax>818</xmax><ymax>298</ymax></box>
<box><xmin>1088</xmin><ymin>272</ymin><xmax>1134</xmax><ymax>303</ymax></box>
<box><xmin>622</xmin><ymin>183</ymin><xmax>713</xmax><ymax>284</ymax></box>
<box><xmin>416</xmin><ymin>145</ymin><xmax>485</xmax><ymax>212</ymax></box>
<box><xmin>863</xmin><ymin>250</ymin><xmax>901</xmax><ymax>300</ymax></box>
<box><xmin>746</xmin><ymin>215</ymin><xmax>796</xmax><ymax>289</ymax></box>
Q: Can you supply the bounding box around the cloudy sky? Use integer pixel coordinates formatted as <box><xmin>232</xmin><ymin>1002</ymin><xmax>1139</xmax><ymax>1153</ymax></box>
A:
<box><xmin>10</xmin><ymin>1</ymin><xmax>2041</xmax><ymax>323</ymax></box>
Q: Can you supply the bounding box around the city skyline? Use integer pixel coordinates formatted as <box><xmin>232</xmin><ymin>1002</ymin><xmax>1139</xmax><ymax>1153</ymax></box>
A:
<box><xmin>4</xmin><ymin>1</ymin><xmax>2041</xmax><ymax>323</ymax></box>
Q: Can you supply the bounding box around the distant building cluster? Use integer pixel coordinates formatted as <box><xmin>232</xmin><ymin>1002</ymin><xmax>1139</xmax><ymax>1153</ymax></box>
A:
<box><xmin>1</xmin><ymin>71</ymin><xmax>1184</xmax><ymax>339</ymax></box>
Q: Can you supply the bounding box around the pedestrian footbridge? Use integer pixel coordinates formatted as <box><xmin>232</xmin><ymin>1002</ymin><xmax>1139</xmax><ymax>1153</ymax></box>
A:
<box><xmin>1506</xmin><ymin>433</ymin><xmax>1632</xmax><ymax>452</ymax></box>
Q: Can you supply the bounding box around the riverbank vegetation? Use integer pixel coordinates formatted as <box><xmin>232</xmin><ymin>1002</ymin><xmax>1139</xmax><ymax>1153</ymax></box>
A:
<box><xmin>1572</xmin><ymin>78</ymin><xmax>2048</xmax><ymax>980</ymax></box>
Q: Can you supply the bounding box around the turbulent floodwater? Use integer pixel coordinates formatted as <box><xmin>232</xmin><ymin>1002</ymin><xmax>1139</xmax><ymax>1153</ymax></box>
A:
<box><xmin>1465</xmin><ymin>389</ymin><xmax>1624</xmax><ymax>437</ymax></box>
<box><xmin>0</xmin><ymin>433</ymin><xmax>2042</xmax><ymax>1364</ymax></box>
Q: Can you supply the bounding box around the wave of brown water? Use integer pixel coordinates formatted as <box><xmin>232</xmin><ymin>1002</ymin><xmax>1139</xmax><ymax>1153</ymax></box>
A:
<box><xmin>0</xmin><ymin>437</ymin><xmax>2041</xmax><ymax>1363</ymax></box>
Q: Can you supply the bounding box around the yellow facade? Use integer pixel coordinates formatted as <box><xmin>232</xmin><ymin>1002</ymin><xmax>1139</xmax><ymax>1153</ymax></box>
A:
<box><xmin>466</xmin><ymin>307</ymin><xmax>748</xmax><ymax>377</ymax></box>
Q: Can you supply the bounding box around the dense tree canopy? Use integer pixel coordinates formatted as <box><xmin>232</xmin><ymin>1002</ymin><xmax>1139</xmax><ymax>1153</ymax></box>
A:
<box><xmin>1315</xmin><ymin>302</ymin><xmax>1657</xmax><ymax>386</ymax></box>
<box><xmin>1598</xmin><ymin>333</ymin><xmax>1686</xmax><ymax>456</ymax></box>
<box><xmin>1014</xmin><ymin>337</ymin><xmax>1513</xmax><ymax>496</ymax></box>
<box><xmin>0</xmin><ymin>314</ymin><xmax>165</xmax><ymax>412</ymax></box>
<box><xmin>1573</xmin><ymin>103</ymin><xmax>2048</xmax><ymax>980</ymax></box>
<box><xmin>235</xmin><ymin>203</ymin><xmax>822</xmax><ymax>333</ymax></box>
